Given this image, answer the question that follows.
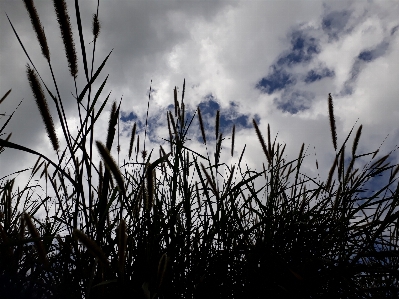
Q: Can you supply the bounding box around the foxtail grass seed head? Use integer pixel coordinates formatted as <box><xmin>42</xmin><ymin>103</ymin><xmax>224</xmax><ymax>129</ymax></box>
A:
<box><xmin>23</xmin><ymin>213</ymin><xmax>49</xmax><ymax>269</ymax></box>
<box><xmin>23</xmin><ymin>0</ymin><xmax>50</xmax><ymax>62</ymax></box>
<box><xmin>174</xmin><ymin>87</ymin><xmax>178</xmax><ymax>117</ymax></box>
<box><xmin>252</xmin><ymin>119</ymin><xmax>271</xmax><ymax>165</ymax></box>
<box><xmin>338</xmin><ymin>145</ymin><xmax>345</xmax><ymax>180</ymax></box>
<box><xmin>231</xmin><ymin>124</ymin><xmax>235</xmax><ymax>157</ymax></box>
<box><xmin>92</xmin><ymin>13</ymin><xmax>100</xmax><ymax>39</ymax></box>
<box><xmin>26</xmin><ymin>64</ymin><xmax>59</xmax><ymax>152</ymax></box>
<box><xmin>326</xmin><ymin>154</ymin><xmax>338</xmax><ymax>192</ymax></box>
<box><xmin>328</xmin><ymin>93</ymin><xmax>337</xmax><ymax>151</ymax></box>
<box><xmin>96</xmin><ymin>140</ymin><xmax>126</xmax><ymax>196</ymax></box>
<box><xmin>53</xmin><ymin>0</ymin><xmax>78</xmax><ymax>78</ymax></box>
<box><xmin>201</xmin><ymin>163</ymin><xmax>218</xmax><ymax>199</ymax></box>
<box><xmin>169</xmin><ymin>111</ymin><xmax>177</xmax><ymax>137</ymax></box>
<box><xmin>352</xmin><ymin>125</ymin><xmax>362</xmax><ymax>157</ymax></box>
<box><xmin>136</xmin><ymin>135</ymin><xmax>140</xmax><ymax>161</ymax></box>
<box><xmin>129</xmin><ymin>122</ymin><xmax>136</xmax><ymax>160</ymax></box>
<box><xmin>267</xmin><ymin>123</ymin><xmax>272</xmax><ymax>157</ymax></box>
<box><xmin>197</xmin><ymin>107</ymin><xmax>206</xmax><ymax>145</ymax></box>
<box><xmin>181</xmin><ymin>102</ymin><xmax>185</xmax><ymax>127</ymax></box>
<box><xmin>216</xmin><ymin>133</ymin><xmax>223</xmax><ymax>165</ymax></box>
<box><xmin>225</xmin><ymin>165</ymin><xmax>235</xmax><ymax>193</ymax></box>
<box><xmin>106</xmin><ymin>101</ymin><xmax>118</xmax><ymax>149</ymax></box>
<box><xmin>215</xmin><ymin>110</ymin><xmax>220</xmax><ymax>140</ymax></box>
<box><xmin>182</xmin><ymin>78</ymin><xmax>186</xmax><ymax>101</ymax></box>
<box><xmin>298</xmin><ymin>143</ymin><xmax>304</xmax><ymax>166</ymax></box>
<box><xmin>167</xmin><ymin>112</ymin><xmax>173</xmax><ymax>153</ymax></box>
<box><xmin>142</xmin><ymin>150</ymin><xmax>147</xmax><ymax>161</ymax></box>
<box><xmin>72</xmin><ymin>229</ymin><xmax>109</xmax><ymax>267</ymax></box>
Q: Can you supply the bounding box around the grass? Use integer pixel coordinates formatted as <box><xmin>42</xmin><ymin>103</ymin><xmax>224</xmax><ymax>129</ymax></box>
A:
<box><xmin>1</xmin><ymin>0</ymin><xmax>399</xmax><ymax>298</ymax></box>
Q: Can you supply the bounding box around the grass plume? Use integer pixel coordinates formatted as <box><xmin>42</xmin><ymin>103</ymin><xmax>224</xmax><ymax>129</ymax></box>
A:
<box><xmin>26</xmin><ymin>64</ymin><xmax>59</xmax><ymax>152</ymax></box>
<box><xmin>53</xmin><ymin>0</ymin><xmax>77</xmax><ymax>78</ymax></box>
<box><xmin>231</xmin><ymin>124</ymin><xmax>235</xmax><ymax>157</ymax></box>
<box><xmin>23</xmin><ymin>213</ymin><xmax>50</xmax><ymax>270</ymax></box>
<box><xmin>252</xmin><ymin>119</ymin><xmax>271</xmax><ymax>165</ymax></box>
<box><xmin>96</xmin><ymin>140</ymin><xmax>126</xmax><ymax>197</ymax></box>
<box><xmin>328</xmin><ymin>93</ymin><xmax>337</xmax><ymax>151</ymax></box>
<box><xmin>197</xmin><ymin>107</ymin><xmax>206</xmax><ymax>145</ymax></box>
<box><xmin>128</xmin><ymin>122</ymin><xmax>136</xmax><ymax>160</ymax></box>
<box><xmin>72</xmin><ymin>228</ymin><xmax>109</xmax><ymax>268</ymax></box>
<box><xmin>92</xmin><ymin>13</ymin><xmax>100</xmax><ymax>40</ymax></box>
<box><xmin>215</xmin><ymin>110</ymin><xmax>220</xmax><ymax>140</ymax></box>
<box><xmin>22</xmin><ymin>0</ymin><xmax>50</xmax><ymax>62</ymax></box>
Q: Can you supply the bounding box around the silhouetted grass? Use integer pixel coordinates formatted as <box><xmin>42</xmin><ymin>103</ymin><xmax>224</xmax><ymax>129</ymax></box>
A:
<box><xmin>0</xmin><ymin>1</ymin><xmax>398</xmax><ymax>298</ymax></box>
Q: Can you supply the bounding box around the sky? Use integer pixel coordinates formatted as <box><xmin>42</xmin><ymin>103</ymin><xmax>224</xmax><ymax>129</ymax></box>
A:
<box><xmin>1</xmin><ymin>0</ymin><xmax>399</xmax><ymax>226</ymax></box>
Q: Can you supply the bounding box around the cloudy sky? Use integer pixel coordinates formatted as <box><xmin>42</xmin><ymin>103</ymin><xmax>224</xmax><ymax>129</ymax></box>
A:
<box><xmin>1</xmin><ymin>0</ymin><xmax>399</xmax><ymax>221</ymax></box>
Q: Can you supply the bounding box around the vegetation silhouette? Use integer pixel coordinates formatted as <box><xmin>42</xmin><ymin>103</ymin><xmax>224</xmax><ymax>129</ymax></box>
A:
<box><xmin>1</xmin><ymin>0</ymin><xmax>398</xmax><ymax>298</ymax></box>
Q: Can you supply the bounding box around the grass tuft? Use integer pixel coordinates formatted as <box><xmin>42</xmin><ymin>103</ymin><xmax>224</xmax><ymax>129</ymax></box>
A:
<box><xmin>1</xmin><ymin>2</ymin><xmax>398</xmax><ymax>298</ymax></box>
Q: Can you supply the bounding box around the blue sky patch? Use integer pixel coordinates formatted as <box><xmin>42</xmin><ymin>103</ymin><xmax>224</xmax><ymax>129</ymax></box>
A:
<box><xmin>305</xmin><ymin>67</ymin><xmax>335</xmax><ymax>83</ymax></box>
<box><xmin>358</xmin><ymin>41</ymin><xmax>389</xmax><ymax>62</ymax></box>
<box><xmin>277</xmin><ymin>30</ymin><xmax>320</xmax><ymax>66</ymax></box>
<box><xmin>195</xmin><ymin>96</ymin><xmax>256</xmax><ymax>142</ymax></box>
<box><xmin>256</xmin><ymin>66</ymin><xmax>296</xmax><ymax>94</ymax></box>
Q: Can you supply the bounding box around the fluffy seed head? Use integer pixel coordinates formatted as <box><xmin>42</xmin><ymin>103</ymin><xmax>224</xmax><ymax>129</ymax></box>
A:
<box><xmin>26</xmin><ymin>64</ymin><xmax>59</xmax><ymax>152</ymax></box>
<box><xmin>96</xmin><ymin>140</ymin><xmax>126</xmax><ymax>197</ymax></box>
<box><xmin>92</xmin><ymin>13</ymin><xmax>100</xmax><ymax>39</ymax></box>
<box><xmin>53</xmin><ymin>0</ymin><xmax>78</xmax><ymax>78</ymax></box>
<box><xmin>128</xmin><ymin>122</ymin><xmax>136</xmax><ymax>160</ymax></box>
<box><xmin>328</xmin><ymin>93</ymin><xmax>337</xmax><ymax>151</ymax></box>
<box><xmin>252</xmin><ymin>119</ymin><xmax>271</xmax><ymax>165</ymax></box>
<box><xmin>72</xmin><ymin>229</ymin><xmax>109</xmax><ymax>267</ymax></box>
<box><xmin>197</xmin><ymin>107</ymin><xmax>206</xmax><ymax>145</ymax></box>
<box><xmin>23</xmin><ymin>213</ymin><xmax>49</xmax><ymax>269</ymax></box>
<box><xmin>23</xmin><ymin>0</ymin><xmax>50</xmax><ymax>62</ymax></box>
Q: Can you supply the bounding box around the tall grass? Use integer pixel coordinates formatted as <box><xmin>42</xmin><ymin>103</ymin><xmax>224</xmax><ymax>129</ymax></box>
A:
<box><xmin>1</xmin><ymin>1</ymin><xmax>398</xmax><ymax>298</ymax></box>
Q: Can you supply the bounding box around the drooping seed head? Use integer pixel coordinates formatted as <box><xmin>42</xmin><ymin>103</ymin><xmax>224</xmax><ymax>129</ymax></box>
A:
<box><xmin>23</xmin><ymin>0</ymin><xmax>50</xmax><ymax>62</ymax></box>
<box><xmin>26</xmin><ymin>64</ymin><xmax>59</xmax><ymax>152</ymax></box>
<box><xmin>53</xmin><ymin>0</ymin><xmax>78</xmax><ymax>78</ymax></box>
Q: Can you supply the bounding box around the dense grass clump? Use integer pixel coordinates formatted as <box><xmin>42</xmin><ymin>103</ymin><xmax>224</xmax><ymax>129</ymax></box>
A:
<box><xmin>1</xmin><ymin>1</ymin><xmax>398</xmax><ymax>298</ymax></box>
